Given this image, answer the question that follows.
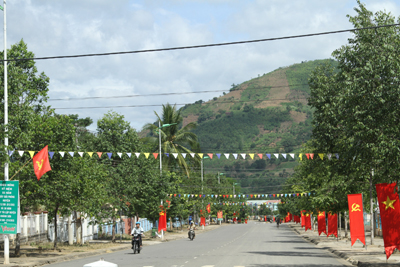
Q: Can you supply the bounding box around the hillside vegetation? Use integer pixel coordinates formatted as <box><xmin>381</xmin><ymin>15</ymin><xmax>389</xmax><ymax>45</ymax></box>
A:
<box><xmin>179</xmin><ymin>59</ymin><xmax>337</xmax><ymax>194</ymax></box>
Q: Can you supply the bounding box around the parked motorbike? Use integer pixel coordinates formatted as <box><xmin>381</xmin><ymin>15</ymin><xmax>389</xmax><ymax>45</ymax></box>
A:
<box><xmin>132</xmin><ymin>233</ymin><xmax>141</xmax><ymax>254</ymax></box>
<box><xmin>188</xmin><ymin>229</ymin><xmax>195</xmax><ymax>241</ymax></box>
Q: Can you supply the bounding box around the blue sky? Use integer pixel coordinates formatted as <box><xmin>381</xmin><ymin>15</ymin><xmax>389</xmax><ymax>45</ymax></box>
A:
<box><xmin>2</xmin><ymin>0</ymin><xmax>400</xmax><ymax>132</ymax></box>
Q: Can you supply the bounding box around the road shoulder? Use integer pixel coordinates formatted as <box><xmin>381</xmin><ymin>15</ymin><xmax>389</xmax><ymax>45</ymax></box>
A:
<box><xmin>0</xmin><ymin>224</ymin><xmax>223</xmax><ymax>267</ymax></box>
<box><xmin>288</xmin><ymin>222</ymin><xmax>400</xmax><ymax>266</ymax></box>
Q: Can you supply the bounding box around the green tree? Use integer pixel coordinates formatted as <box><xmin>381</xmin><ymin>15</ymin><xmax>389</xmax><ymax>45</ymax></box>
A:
<box><xmin>0</xmin><ymin>40</ymin><xmax>50</xmax><ymax>254</ymax></box>
<box><xmin>18</xmin><ymin>112</ymin><xmax>109</xmax><ymax>249</ymax></box>
<box><xmin>94</xmin><ymin>111</ymin><xmax>143</xmax><ymax>242</ymax></box>
<box><xmin>143</xmin><ymin>103</ymin><xmax>199</xmax><ymax>177</ymax></box>
<box><xmin>304</xmin><ymin>1</ymin><xmax>400</xmax><ymax>244</ymax></box>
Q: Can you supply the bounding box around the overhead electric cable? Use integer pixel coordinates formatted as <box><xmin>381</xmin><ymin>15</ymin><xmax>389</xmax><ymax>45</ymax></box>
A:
<box><xmin>1</xmin><ymin>24</ymin><xmax>399</xmax><ymax>62</ymax></box>
<box><xmin>53</xmin><ymin>97</ymin><xmax>308</xmax><ymax>109</ymax></box>
<box><xmin>48</xmin><ymin>83</ymin><xmax>309</xmax><ymax>101</ymax></box>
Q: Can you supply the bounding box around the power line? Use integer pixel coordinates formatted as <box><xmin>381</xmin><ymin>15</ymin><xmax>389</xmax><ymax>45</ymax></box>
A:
<box><xmin>53</xmin><ymin>97</ymin><xmax>308</xmax><ymax>110</ymax></box>
<box><xmin>48</xmin><ymin>84</ymin><xmax>309</xmax><ymax>101</ymax></box>
<box><xmin>2</xmin><ymin>24</ymin><xmax>398</xmax><ymax>62</ymax></box>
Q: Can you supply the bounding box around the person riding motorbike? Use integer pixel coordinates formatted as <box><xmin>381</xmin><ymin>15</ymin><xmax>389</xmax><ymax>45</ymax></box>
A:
<box><xmin>131</xmin><ymin>222</ymin><xmax>145</xmax><ymax>248</ymax></box>
<box><xmin>188</xmin><ymin>221</ymin><xmax>196</xmax><ymax>239</ymax></box>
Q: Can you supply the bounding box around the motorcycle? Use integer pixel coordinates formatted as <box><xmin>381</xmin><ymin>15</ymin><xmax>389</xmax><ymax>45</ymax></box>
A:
<box><xmin>132</xmin><ymin>233</ymin><xmax>141</xmax><ymax>254</ymax></box>
<box><xmin>188</xmin><ymin>229</ymin><xmax>195</xmax><ymax>241</ymax></box>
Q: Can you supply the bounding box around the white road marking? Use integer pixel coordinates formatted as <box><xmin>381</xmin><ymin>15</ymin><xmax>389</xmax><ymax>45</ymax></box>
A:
<box><xmin>194</xmin><ymin>257</ymin><xmax>197</xmax><ymax>259</ymax></box>
<box><xmin>185</xmin><ymin>261</ymin><xmax>189</xmax><ymax>263</ymax></box>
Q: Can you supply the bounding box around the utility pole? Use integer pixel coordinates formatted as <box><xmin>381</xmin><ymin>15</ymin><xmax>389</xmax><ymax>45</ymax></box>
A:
<box><xmin>201</xmin><ymin>158</ymin><xmax>204</xmax><ymax>229</ymax></box>
<box><xmin>159</xmin><ymin>121</ymin><xmax>162</xmax><ymax>177</ymax></box>
<box><xmin>2</xmin><ymin>1</ymin><xmax>9</xmax><ymax>264</ymax></box>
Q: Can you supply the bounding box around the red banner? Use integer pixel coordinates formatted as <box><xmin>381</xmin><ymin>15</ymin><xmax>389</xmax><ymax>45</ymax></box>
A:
<box><xmin>317</xmin><ymin>211</ymin><xmax>326</xmax><ymax>236</ymax></box>
<box><xmin>376</xmin><ymin>182</ymin><xmax>400</xmax><ymax>259</ymax></box>
<box><xmin>158</xmin><ymin>210</ymin><xmax>167</xmax><ymax>233</ymax></box>
<box><xmin>305</xmin><ymin>212</ymin><xmax>312</xmax><ymax>231</ymax></box>
<box><xmin>327</xmin><ymin>212</ymin><xmax>338</xmax><ymax>238</ymax></box>
<box><xmin>217</xmin><ymin>210</ymin><xmax>223</xmax><ymax>220</ymax></box>
<box><xmin>301</xmin><ymin>210</ymin><xmax>306</xmax><ymax>228</ymax></box>
<box><xmin>200</xmin><ymin>217</ymin><xmax>206</xmax><ymax>226</ymax></box>
<box><xmin>294</xmin><ymin>215</ymin><xmax>300</xmax><ymax>224</ymax></box>
<box><xmin>347</xmin><ymin>194</ymin><xmax>365</xmax><ymax>246</ymax></box>
<box><xmin>285</xmin><ymin>212</ymin><xmax>292</xmax><ymax>223</ymax></box>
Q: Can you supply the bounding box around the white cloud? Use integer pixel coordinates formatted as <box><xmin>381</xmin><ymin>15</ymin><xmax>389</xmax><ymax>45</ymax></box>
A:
<box><xmin>1</xmin><ymin>0</ymin><xmax>399</xmax><ymax>132</ymax></box>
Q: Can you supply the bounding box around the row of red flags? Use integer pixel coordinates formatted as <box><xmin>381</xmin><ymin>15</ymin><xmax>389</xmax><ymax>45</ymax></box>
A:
<box><xmin>287</xmin><ymin>182</ymin><xmax>400</xmax><ymax>260</ymax></box>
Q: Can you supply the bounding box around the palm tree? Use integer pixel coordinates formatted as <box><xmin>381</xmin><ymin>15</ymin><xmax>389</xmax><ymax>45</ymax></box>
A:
<box><xmin>142</xmin><ymin>103</ymin><xmax>200</xmax><ymax>177</ymax></box>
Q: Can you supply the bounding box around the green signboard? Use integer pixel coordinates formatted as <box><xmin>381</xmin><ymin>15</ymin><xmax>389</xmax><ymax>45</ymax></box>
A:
<box><xmin>0</xmin><ymin>181</ymin><xmax>19</xmax><ymax>234</ymax></box>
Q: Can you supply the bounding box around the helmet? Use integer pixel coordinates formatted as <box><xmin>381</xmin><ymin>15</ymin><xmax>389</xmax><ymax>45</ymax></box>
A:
<box><xmin>136</xmin><ymin>222</ymin><xmax>140</xmax><ymax>225</ymax></box>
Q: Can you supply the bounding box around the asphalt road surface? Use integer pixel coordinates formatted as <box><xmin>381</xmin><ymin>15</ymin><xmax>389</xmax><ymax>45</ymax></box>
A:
<box><xmin>44</xmin><ymin>222</ymin><xmax>351</xmax><ymax>267</ymax></box>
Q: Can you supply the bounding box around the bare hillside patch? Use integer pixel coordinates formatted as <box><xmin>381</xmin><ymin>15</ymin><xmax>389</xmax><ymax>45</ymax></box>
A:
<box><xmin>290</xmin><ymin>110</ymin><xmax>307</xmax><ymax>123</ymax></box>
<box><xmin>278</xmin><ymin>121</ymin><xmax>292</xmax><ymax>132</ymax></box>
<box><xmin>183</xmin><ymin>114</ymin><xmax>199</xmax><ymax>127</ymax></box>
<box><xmin>255</xmin><ymin>69</ymin><xmax>291</xmax><ymax>108</ymax></box>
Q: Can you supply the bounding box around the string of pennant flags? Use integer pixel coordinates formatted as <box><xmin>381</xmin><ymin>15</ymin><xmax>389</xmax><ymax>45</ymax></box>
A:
<box><xmin>167</xmin><ymin>192</ymin><xmax>313</xmax><ymax>198</ymax></box>
<box><xmin>10</xmin><ymin>150</ymin><xmax>340</xmax><ymax>161</ymax></box>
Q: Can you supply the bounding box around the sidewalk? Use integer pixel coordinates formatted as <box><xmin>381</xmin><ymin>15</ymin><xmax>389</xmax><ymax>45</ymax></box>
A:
<box><xmin>0</xmin><ymin>224</ymin><xmax>222</xmax><ymax>267</ymax></box>
<box><xmin>288</xmin><ymin>222</ymin><xmax>400</xmax><ymax>266</ymax></box>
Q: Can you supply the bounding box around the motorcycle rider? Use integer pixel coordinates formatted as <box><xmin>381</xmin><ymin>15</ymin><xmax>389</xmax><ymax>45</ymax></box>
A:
<box><xmin>131</xmin><ymin>222</ymin><xmax>145</xmax><ymax>248</ymax></box>
<box><xmin>188</xmin><ymin>221</ymin><xmax>196</xmax><ymax>239</ymax></box>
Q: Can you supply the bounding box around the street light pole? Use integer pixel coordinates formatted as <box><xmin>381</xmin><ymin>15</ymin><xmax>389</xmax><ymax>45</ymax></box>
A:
<box><xmin>2</xmin><ymin>0</ymin><xmax>9</xmax><ymax>264</ymax></box>
<box><xmin>159</xmin><ymin>121</ymin><xmax>162</xmax><ymax>177</ymax></box>
<box><xmin>201</xmin><ymin>158</ymin><xmax>203</xmax><ymax>229</ymax></box>
<box><xmin>218</xmin><ymin>172</ymin><xmax>224</xmax><ymax>184</ymax></box>
<box><xmin>233</xmin><ymin>183</ymin><xmax>238</xmax><ymax>195</ymax></box>
<box><xmin>157</xmin><ymin>122</ymin><xmax>176</xmax><ymax>240</ymax></box>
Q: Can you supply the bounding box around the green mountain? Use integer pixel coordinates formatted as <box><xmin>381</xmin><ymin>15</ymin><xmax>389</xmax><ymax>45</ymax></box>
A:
<box><xmin>180</xmin><ymin>59</ymin><xmax>337</xmax><ymax>194</ymax></box>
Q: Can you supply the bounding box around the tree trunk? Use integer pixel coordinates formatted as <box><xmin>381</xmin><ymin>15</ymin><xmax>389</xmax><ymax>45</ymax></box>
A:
<box><xmin>14</xmin><ymin>233</ymin><xmax>20</xmax><ymax>257</ymax></box>
<box><xmin>345</xmin><ymin>211</ymin><xmax>348</xmax><ymax>238</ymax></box>
<box><xmin>75</xmin><ymin>211</ymin><xmax>81</xmax><ymax>244</ymax></box>
<box><xmin>111</xmin><ymin>217</ymin><xmax>116</xmax><ymax>243</ymax></box>
<box><xmin>370</xmin><ymin>172</ymin><xmax>374</xmax><ymax>245</ymax></box>
<box><xmin>53</xmin><ymin>206</ymin><xmax>59</xmax><ymax>249</ymax></box>
<box><xmin>81</xmin><ymin>217</ymin><xmax>84</xmax><ymax>245</ymax></box>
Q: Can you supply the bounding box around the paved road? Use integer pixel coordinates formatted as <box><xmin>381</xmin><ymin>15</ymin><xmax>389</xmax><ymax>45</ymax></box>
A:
<box><xmin>45</xmin><ymin>222</ymin><xmax>351</xmax><ymax>267</ymax></box>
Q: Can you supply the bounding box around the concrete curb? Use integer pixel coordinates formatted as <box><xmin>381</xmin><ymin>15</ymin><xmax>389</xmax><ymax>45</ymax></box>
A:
<box><xmin>289</xmin><ymin>224</ymin><xmax>400</xmax><ymax>267</ymax></box>
<box><xmin>3</xmin><ymin>244</ymin><xmax>132</xmax><ymax>267</ymax></box>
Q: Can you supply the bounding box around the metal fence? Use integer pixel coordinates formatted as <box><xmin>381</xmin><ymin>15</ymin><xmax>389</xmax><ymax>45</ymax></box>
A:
<box><xmin>100</xmin><ymin>218</ymin><xmax>153</xmax><ymax>236</ymax></box>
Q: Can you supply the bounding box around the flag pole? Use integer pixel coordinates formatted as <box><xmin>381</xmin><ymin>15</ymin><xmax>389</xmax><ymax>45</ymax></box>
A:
<box><xmin>9</xmin><ymin>158</ymin><xmax>33</xmax><ymax>180</ymax></box>
<box><xmin>2</xmin><ymin>0</ymin><xmax>9</xmax><ymax>264</ymax></box>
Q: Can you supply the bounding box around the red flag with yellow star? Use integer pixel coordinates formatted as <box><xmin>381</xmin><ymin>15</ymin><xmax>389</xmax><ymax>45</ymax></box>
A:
<box><xmin>206</xmin><ymin>203</ymin><xmax>211</xmax><ymax>213</ymax></box>
<box><xmin>32</xmin><ymin>145</ymin><xmax>51</xmax><ymax>181</ymax></box>
<box><xmin>376</xmin><ymin>182</ymin><xmax>400</xmax><ymax>259</ymax></box>
<box><xmin>317</xmin><ymin>211</ymin><xmax>326</xmax><ymax>236</ymax></box>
